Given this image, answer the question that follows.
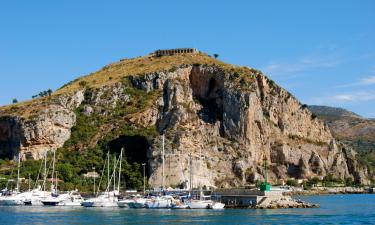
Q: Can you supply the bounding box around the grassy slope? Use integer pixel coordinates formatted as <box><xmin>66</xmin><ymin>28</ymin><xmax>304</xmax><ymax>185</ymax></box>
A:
<box><xmin>0</xmin><ymin>52</ymin><xmax>261</xmax><ymax>191</ymax></box>
<box><xmin>0</xmin><ymin>53</ymin><xmax>258</xmax><ymax>118</ymax></box>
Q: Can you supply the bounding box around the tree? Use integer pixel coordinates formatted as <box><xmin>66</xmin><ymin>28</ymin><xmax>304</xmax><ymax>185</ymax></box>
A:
<box><xmin>286</xmin><ymin>179</ymin><xmax>297</xmax><ymax>186</ymax></box>
<box><xmin>47</xmin><ymin>89</ymin><xmax>52</xmax><ymax>97</ymax></box>
<box><xmin>12</xmin><ymin>98</ymin><xmax>18</xmax><ymax>104</ymax></box>
<box><xmin>79</xmin><ymin>81</ymin><xmax>87</xmax><ymax>87</ymax></box>
<box><xmin>213</xmin><ymin>53</ymin><xmax>219</xmax><ymax>59</ymax></box>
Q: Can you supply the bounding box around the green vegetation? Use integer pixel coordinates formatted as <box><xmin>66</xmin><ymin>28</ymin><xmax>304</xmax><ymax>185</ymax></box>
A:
<box><xmin>50</xmin><ymin>78</ymin><xmax>159</xmax><ymax>191</ymax></box>
<box><xmin>288</xmin><ymin>134</ymin><xmax>328</xmax><ymax>147</ymax></box>
<box><xmin>32</xmin><ymin>89</ymin><xmax>52</xmax><ymax>99</ymax></box>
<box><xmin>0</xmin><ymin>52</ymin><xmax>260</xmax><ymax>119</ymax></box>
<box><xmin>308</xmin><ymin>105</ymin><xmax>375</xmax><ymax>176</ymax></box>
<box><xmin>12</xmin><ymin>98</ymin><xmax>18</xmax><ymax>104</ymax></box>
<box><xmin>0</xmin><ymin>77</ymin><xmax>160</xmax><ymax>192</ymax></box>
<box><xmin>286</xmin><ymin>179</ymin><xmax>297</xmax><ymax>186</ymax></box>
<box><xmin>78</xmin><ymin>80</ymin><xmax>87</xmax><ymax>87</ymax></box>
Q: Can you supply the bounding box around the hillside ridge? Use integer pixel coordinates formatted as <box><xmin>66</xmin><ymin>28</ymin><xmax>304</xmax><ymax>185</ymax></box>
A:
<box><xmin>0</xmin><ymin>52</ymin><xmax>371</xmax><ymax>190</ymax></box>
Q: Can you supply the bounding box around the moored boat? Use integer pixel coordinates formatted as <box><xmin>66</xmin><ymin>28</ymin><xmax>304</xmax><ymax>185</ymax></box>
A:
<box><xmin>145</xmin><ymin>195</ymin><xmax>174</xmax><ymax>208</ymax></box>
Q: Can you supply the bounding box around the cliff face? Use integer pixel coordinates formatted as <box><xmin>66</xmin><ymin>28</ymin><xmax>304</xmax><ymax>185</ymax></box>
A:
<box><xmin>0</xmin><ymin>92</ymin><xmax>83</xmax><ymax>160</ymax></box>
<box><xmin>309</xmin><ymin>105</ymin><xmax>375</xmax><ymax>177</ymax></box>
<box><xmin>0</xmin><ymin>54</ymin><xmax>370</xmax><ymax>187</ymax></box>
<box><xmin>131</xmin><ymin>65</ymin><xmax>369</xmax><ymax>187</ymax></box>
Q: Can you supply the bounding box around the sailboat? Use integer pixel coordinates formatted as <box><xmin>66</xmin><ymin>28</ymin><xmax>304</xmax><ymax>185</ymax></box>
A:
<box><xmin>82</xmin><ymin>149</ymin><xmax>121</xmax><ymax>207</ymax></box>
<box><xmin>40</xmin><ymin>150</ymin><xmax>84</xmax><ymax>206</ymax></box>
<box><xmin>184</xmin><ymin>150</ymin><xmax>225</xmax><ymax>209</ymax></box>
<box><xmin>23</xmin><ymin>152</ymin><xmax>52</xmax><ymax>206</ymax></box>
<box><xmin>0</xmin><ymin>153</ymin><xmax>25</xmax><ymax>206</ymax></box>
<box><xmin>122</xmin><ymin>195</ymin><xmax>148</xmax><ymax>209</ymax></box>
<box><xmin>143</xmin><ymin>134</ymin><xmax>177</xmax><ymax>209</ymax></box>
<box><xmin>145</xmin><ymin>195</ymin><xmax>175</xmax><ymax>208</ymax></box>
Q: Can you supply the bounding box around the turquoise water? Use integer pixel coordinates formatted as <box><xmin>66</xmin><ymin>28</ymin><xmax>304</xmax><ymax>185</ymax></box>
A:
<box><xmin>1</xmin><ymin>194</ymin><xmax>375</xmax><ymax>224</ymax></box>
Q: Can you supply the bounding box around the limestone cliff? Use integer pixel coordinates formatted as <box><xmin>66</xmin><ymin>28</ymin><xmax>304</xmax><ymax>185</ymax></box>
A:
<box><xmin>0</xmin><ymin>53</ymin><xmax>370</xmax><ymax>187</ymax></box>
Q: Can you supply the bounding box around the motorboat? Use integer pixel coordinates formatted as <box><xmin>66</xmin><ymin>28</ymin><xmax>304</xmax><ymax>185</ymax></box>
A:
<box><xmin>171</xmin><ymin>200</ymin><xmax>189</xmax><ymax>209</ymax></box>
<box><xmin>23</xmin><ymin>188</ymin><xmax>51</xmax><ymax>206</ymax></box>
<box><xmin>208</xmin><ymin>202</ymin><xmax>225</xmax><ymax>209</ymax></box>
<box><xmin>0</xmin><ymin>193</ymin><xmax>25</xmax><ymax>206</ymax></box>
<box><xmin>185</xmin><ymin>191</ymin><xmax>226</xmax><ymax>209</ymax></box>
<box><xmin>59</xmin><ymin>192</ymin><xmax>84</xmax><ymax>206</ymax></box>
<box><xmin>127</xmin><ymin>197</ymin><xmax>147</xmax><ymax>208</ymax></box>
<box><xmin>145</xmin><ymin>195</ymin><xmax>174</xmax><ymax>208</ymax></box>
<box><xmin>81</xmin><ymin>191</ymin><xmax>118</xmax><ymax>207</ymax></box>
<box><xmin>41</xmin><ymin>191</ymin><xmax>83</xmax><ymax>206</ymax></box>
<box><xmin>185</xmin><ymin>199</ymin><xmax>212</xmax><ymax>209</ymax></box>
<box><xmin>117</xmin><ymin>199</ymin><xmax>134</xmax><ymax>208</ymax></box>
<box><xmin>41</xmin><ymin>197</ymin><xmax>60</xmax><ymax>206</ymax></box>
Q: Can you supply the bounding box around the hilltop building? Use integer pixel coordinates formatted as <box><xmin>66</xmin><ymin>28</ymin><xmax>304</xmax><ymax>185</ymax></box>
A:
<box><xmin>153</xmin><ymin>48</ymin><xmax>198</xmax><ymax>57</ymax></box>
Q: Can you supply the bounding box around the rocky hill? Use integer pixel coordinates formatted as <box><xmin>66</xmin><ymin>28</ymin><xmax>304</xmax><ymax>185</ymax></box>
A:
<box><xmin>0</xmin><ymin>52</ymin><xmax>370</xmax><ymax>190</ymax></box>
<box><xmin>309</xmin><ymin>105</ymin><xmax>375</xmax><ymax>171</ymax></box>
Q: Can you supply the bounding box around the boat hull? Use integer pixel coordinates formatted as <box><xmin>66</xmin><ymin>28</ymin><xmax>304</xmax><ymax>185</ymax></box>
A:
<box><xmin>0</xmin><ymin>199</ymin><xmax>24</xmax><ymax>206</ymax></box>
<box><xmin>128</xmin><ymin>202</ymin><xmax>145</xmax><ymax>208</ymax></box>
<box><xmin>41</xmin><ymin>200</ymin><xmax>60</xmax><ymax>206</ymax></box>
<box><xmin>81</xmin><ymin>201</ymin><xmax>95</xmax><ymax>207</ymax></box>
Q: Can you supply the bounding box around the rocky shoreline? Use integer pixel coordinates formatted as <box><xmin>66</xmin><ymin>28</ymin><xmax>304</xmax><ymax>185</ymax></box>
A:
<box><xmin>224</xmin><ymin>196</ymin><xmax>319</xmax><ymax>209</ymax></box>
<box><xmin>285</xmin><ymin>187</ymin><xmax>373</xmax><ymax>196</ymax></box>
<box><xmin>254</xmin><ymin>198</ymin><xmax>319</xmax><ymax>209</ymax></box>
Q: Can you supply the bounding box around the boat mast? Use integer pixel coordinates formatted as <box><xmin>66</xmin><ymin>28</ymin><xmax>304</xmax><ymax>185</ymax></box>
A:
<box><xmin>51</xmin><ymin>149</ymin><xmax>56</xmax><ymax>193</ymax></box>
<box><xmin>117</xmin><ymin>148</ymin><xmax>123</xmax><ymax>193</ymax></box>
<box><xmin>162</xmin><ymin>133</ymin><xmax>165</xmax><ymax>190</ymax></box>
<box><xmin>28</xmin><ymin>174</ymin><xmax>31</xmax><ymax>192</ymax></box>
<box><xmin>43</xmin><ymin>151</ymin><xmax>47</xmax><ymax>193</ymax></box>
<box><xmin>55</xmin><ymin>171</ymin><xmax>58</xmax><ymax>194</ymax></box>
<box><xmin>199</xmin><ymin>148</ymin><xmax>203</xmax><ymax>200</ymax></box>
<box><xmin>113</xmin><ymin>155</ymin><xmax>116</xmax><ymax>192</ymax></box>
<box><xmin>189</xmin><ymin>153</ymin><xmax>193</xmax><ymax>192</ymax></box>
<box><xmin>16</xmin><ymin>153</ymin><xmax>20</xmax><ymax>193</ymax></box>
<box><xmin>107</xmin><ymin>150</ymin><xmax>110</xmax><ymax>195</ymax></box>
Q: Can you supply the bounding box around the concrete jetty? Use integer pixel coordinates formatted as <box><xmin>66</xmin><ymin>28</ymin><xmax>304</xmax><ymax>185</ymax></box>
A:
<box><xmin>213</xmin><ymin>188</ymin><xmax>319</xmax><ymax>209</ymax></box>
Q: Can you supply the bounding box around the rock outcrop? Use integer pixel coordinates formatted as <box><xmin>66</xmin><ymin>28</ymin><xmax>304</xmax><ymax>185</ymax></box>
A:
<box><xmin>0</xmin><ymin>53</ymin><xmax>370</xmax><ymax>187</ymax></box>
<box><xmin>130</xmin><ymin>64</ymin><xmax>369</xmax><ymax>186</ymax></box>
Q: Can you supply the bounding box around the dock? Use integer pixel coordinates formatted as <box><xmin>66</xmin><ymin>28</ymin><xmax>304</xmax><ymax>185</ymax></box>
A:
<box><xmin>213</xmin><ymin>188</ymin><xmax>319</xmax><ymax>209</ymax></box>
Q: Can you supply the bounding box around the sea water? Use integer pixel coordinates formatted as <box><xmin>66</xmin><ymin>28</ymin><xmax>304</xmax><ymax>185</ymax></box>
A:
<box><xmin>0</xmin><ymin>194</ymin><xmax>374</xmax><ymax>224</ymax></box>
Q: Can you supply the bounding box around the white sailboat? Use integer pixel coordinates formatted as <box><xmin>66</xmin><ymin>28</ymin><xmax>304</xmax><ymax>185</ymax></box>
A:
<box><xmin>57</xmin><ymin>191</ymin><xmax>84</xmax><ymax>206</ymax></box>
<box><xmin>83</xmin><ymin>150</ymin><xmax>121</xmax><ymax>207</ymax></box>
<box><xmin>144</xmin><ymin>134</ymin><xmax>175</xmax><ymax>209</ymax></box>
<box><xmin>0</xmin><ymin>153</ymin><xmax>27</xmax><ymax>206</ymax></box>
<box><xmin>126</xmin><ymin>196</ymin><xmax>147</xmax><ymax>208</ymax></box>
<box><xmin>185</xmin><ymin>150</ymin><xmax>225</xmax><ymax>209</ymax></box>
<box><xmin>41</xmin><ymin>190</ymin><xmax>84</xmax><ymax>206</ymax></box>
<box><xmin>40</xmin><ymin>150</ymin><xmax>84</xmax><ymax>206</ymax></box>
<box><xmin>24</xmin><ymin>151</ymin><xmax>53</xmax><ymax>206</ymax></box>
<box><xmin>145</xmin><ymin>195</ymin><xmax>174</xmax><ymax>208</ymax></box>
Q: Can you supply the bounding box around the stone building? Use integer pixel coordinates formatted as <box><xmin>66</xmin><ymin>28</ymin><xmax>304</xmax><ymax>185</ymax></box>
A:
<box><xmin>153</xmin><ymin>48</ymin><xmax>198</xmax><ymax>57</ymax></box>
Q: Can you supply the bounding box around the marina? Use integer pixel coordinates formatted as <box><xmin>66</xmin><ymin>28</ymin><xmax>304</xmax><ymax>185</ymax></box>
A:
<box><xmin>0</xmin><ymin>194</ymin><xmax>373</xmax><ymax>225</ymax></box>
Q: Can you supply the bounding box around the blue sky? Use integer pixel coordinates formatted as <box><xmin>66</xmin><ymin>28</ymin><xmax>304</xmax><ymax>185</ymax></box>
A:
<box><xmin>0</xmin><ymin>0</ymin><xmax>374</xmax><ymax>117</ymax></box>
